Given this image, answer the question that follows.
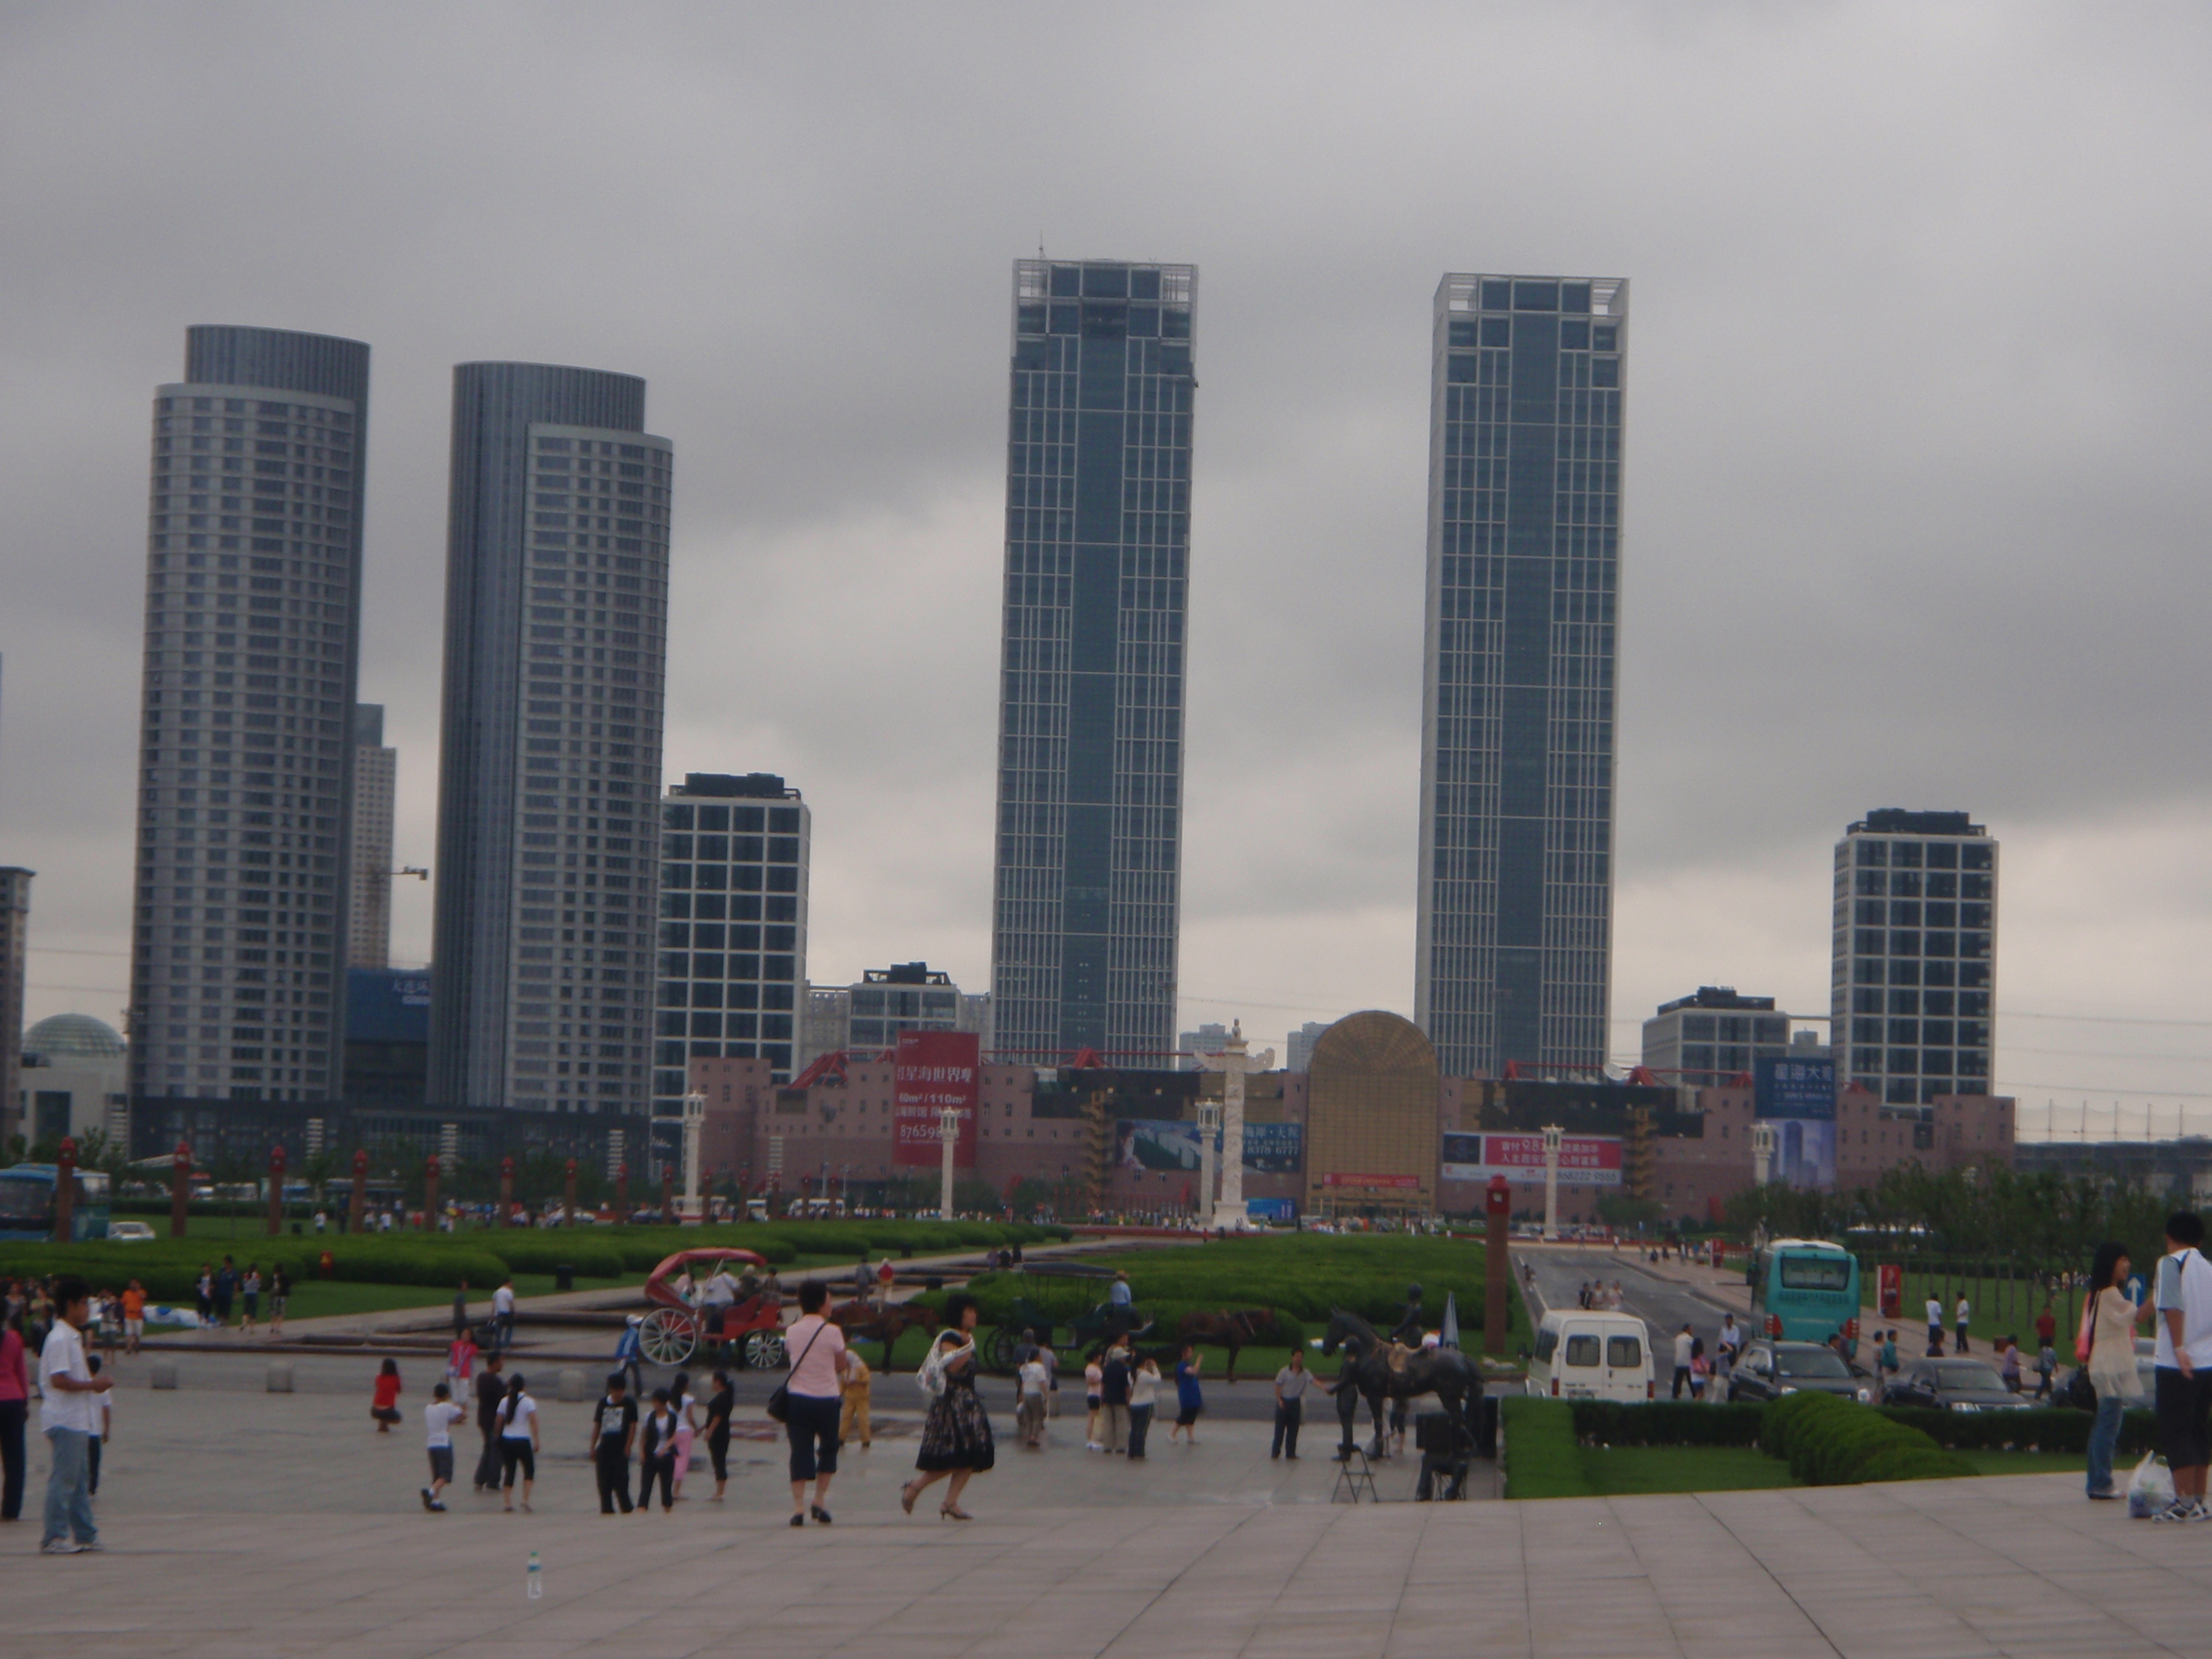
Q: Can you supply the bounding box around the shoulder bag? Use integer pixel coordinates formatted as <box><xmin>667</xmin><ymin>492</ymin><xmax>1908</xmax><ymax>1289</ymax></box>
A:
<box><xmin>766</xmin><ymin>1316</ymin><xmax>831</xmax><ymax>1424</ymax></box>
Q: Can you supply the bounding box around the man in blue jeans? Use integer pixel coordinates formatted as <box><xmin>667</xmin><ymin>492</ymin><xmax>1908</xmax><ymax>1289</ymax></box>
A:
<box><xmin>39</xmin><ymin>1275</ymin><xmax>112</xmax><ymax>1555</ymax></box>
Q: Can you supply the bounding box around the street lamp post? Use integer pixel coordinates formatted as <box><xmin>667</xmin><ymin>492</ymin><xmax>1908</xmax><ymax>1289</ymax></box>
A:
<box><xmin>939</xmin><ymin>1103</ymin><xmax>959</xmax><ymax>1219</ymax></box>
<box><xmin>1540</xmin><ymin>1124</ymin><xmax>1563</xmax><ymax>1242</ymax></box>
<box><xmin>1752</xmin><ymin>1123</ymin><xmax>1776</xmax><ymax>1187</ymax></box>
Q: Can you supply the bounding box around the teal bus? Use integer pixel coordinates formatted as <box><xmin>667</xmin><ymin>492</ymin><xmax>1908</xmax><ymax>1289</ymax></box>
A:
<box><xmin>1748</xmin><ymin>1238</ymin><xmax>1862</xmax><ymax>1343</ymax></box>
<box><xmin>0</xmin><ymin>1165</ymin><xmax>112</xmax><ymax>1243</ymax></box>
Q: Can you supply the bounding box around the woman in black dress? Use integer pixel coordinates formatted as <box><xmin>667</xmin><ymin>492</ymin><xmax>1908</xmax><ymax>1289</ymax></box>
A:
<box><xmin>703</xmin><ymin>1369</ymin><xmax>735</xmax><ymax>1502</ymax></box>
<box><xmin>901</xmin><ymin>1292</ymin><xmax>994</xmax><ymax>1520</ymax></box>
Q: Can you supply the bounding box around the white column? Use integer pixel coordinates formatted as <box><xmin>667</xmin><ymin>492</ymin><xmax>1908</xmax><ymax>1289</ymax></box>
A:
<box><xmin>680</xmin><ymin>1090</ymin><xmax>705</xmax><ymax>1220</ymax></box>
<box><xmin>939</xmin><ymin>1103</ymin><xmax>959</xmax><ymax>1218</ymax></box>
<box><xmin>1200</xmin><ymin>1022</ymin><xmax>1275</xmax><ymax>1231</ymax></box>
<box><xmin>1541</xmin><ymin>1124</ymin><xmax>1563</xmax><ymax>1242</ymax></box>
<box><xmin>1196</xmin><ymin>1101</ymin><xmax>1221</xmax><ymax>1221</ymax></box>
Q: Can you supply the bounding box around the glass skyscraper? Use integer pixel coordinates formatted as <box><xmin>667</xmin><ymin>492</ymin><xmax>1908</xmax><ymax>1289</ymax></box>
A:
<box><xmin>991</xmin><ymin>258</ymin><xmax>1195</xmax><ymax>1063</ymax></box>
<box><xmin>129</xmin><ymin>326</ymin><xmax>369</xmax><ymax>1105</ymax></box>
<box><xmin>1416</xmin><ymin>274</ymin><xmax>1626</xmax><ymax>1080</ymax></box>
<box><xmin>426</xmin><ymin>363</ymin><xmax>671</xmax><ymax>1118</ymax></box>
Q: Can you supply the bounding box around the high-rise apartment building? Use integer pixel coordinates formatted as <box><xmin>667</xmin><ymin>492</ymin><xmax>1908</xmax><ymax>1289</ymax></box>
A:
<box><xmin>426</xmin><ymin>364</ymin><xmax>670</xmax><ymax>1118</ymax></box>
<box><xmin>1416</xmin><ymin>275</ymin><xmax>1626</xmax><ymax>1080</ymax></box>
<box><xmin>0</xmin><ymin>867</ymin><xmax>28</xmax><ymax>1143</ymax></box>
<box><xmin>653</xmin><ymin>773</ymin><xmax>808</xmax><ymax>1116</ymax></box>
<box><xmin>797</xmin><ymin>962</ymin><xmax>986</xmax><ymax>1071</ymax></box>
<box><xmin>347</xmin><ymin>703</ymin><xmax>396</xmax><ymax>969</ymax></box>
<box><xmin>1832</xmin><ymin>809</ymin><xmax>1996</xmax><ymax>1106</ymax></box>
<box><xmin>128</xmin><ymin>327</ymin><xmax>370</xmax><ymax>1105</ymax></box>
<box><xmin>1641</xmin><ymin>987</ymin><xmax>1795</xmax><ymax>1090</ymax></box>
<box><xmin>1286</xmin><ymin>1020</ymin><xmax>1330</xmax><ymax>1073</ymax></box>
<box><xmin>991</xmin><ymin>258</ymin><xmax>1195</xmax><ymax>1065</ymax></box>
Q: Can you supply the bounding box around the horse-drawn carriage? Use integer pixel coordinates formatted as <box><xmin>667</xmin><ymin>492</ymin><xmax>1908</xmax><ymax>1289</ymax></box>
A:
<box><xmin>979</xmin><ymin>1261</ymin><xmax>1154</xmax><ymax>1372</ymax></box>
<box><xmin>636</xmin><ymin>1247</ymin><xmax>786</xmax><ymax>1369</ymax></box>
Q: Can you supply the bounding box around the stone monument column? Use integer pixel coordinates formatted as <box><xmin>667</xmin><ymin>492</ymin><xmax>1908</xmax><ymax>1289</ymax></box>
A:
<box><xmin>1199</xmin><ymin>1022</ymin><xmax>1275</xmax><ymax>1231</ymax></box>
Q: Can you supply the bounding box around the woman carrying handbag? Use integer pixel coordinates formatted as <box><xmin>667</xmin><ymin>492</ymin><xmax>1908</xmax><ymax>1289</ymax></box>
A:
<box><xmin>772</xmin><ymin>1282</ymin><xmax>849</xmax><ymax>1528</ymax></box>
<box><xmin>2082</xmin><ymin>1240</ymin><xmax>2154</xmax><ymax>1500</ymax></box>
<box><xmin>902</xmin><ymin>1293</ymin><xmax>995</xmax><ymax>1520</ymax></box>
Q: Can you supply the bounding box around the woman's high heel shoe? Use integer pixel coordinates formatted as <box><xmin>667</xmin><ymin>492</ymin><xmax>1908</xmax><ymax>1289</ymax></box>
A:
<box><xmin>900</xmin><ymin>1480</ymin><xmax>921</xmax><ymax>1515</ymax></box>
<box><xmin>940</xmin><ymin>1503</ymin><xmax>972</xmax><ymax>1521</ymax></box>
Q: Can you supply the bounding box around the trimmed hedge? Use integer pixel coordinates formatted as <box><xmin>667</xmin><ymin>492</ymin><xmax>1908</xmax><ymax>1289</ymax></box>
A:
<box><xmin>1762</xmin><ymin>1392</ymin><xmax>1974</xmax><ymax>1486</ymax></box>
<box><xmin>1880</xmin><ymin>1404</ymin><xmax>2156</xmax><ymax>1457</ymax></box>
<box><xmin>0</xmin><ymin>1218</ymin><xmax>1069</xmax><ymax>1303</ymax></box>
<box><xmin>1500</xmin><ymin>1395</ymin><xmax>1593</xmax><ymax>1498</ymax></box>
<box><xmin>1570</xmin><ymin>1400</ymin><xmax>1765</xmax><ymax>1448</ymax></box>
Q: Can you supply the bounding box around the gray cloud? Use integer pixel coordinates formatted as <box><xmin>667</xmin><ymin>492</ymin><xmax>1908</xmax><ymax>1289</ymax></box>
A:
<box><xmin>3</xmin><ymin>3</ymin><xmax>2210</xmax><ymax>1123</ymax></box>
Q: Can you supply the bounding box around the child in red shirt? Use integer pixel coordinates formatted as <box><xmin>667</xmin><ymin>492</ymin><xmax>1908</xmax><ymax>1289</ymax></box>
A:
<box><xmin>372</xmin><ymin>1357</ymin><xmax>403</xmax><ymax>1431</ymax></box>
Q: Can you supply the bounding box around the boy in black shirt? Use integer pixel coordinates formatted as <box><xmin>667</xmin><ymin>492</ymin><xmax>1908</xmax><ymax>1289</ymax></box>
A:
<box><xmin>588</xmin><ymin>1372</ymin><xmax>638</xmax><ymax>1515</ymax></box>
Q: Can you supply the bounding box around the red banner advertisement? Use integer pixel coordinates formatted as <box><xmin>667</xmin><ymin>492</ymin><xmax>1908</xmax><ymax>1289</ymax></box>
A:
<box><xmin>893</xmin><ymin>1030</ymin><xmax>979</xmax><ymax>1168</ymax></box>
<box><xmin>1441</xmin><ymin>1132</ymin><xmax>1622</xmax><ymax>1187</ymax></box>
<box><xmin>1319</xmin><ymin>1172</ymin><xmax>1423</xmax><ymax>1191</ymax></box>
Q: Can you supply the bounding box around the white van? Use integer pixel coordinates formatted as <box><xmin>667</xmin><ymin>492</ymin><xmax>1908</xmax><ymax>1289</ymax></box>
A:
<box><xmin>1525</xmin><ymin>1309</ymin><xmax>1655</xmax><ymax>1403</ymax></box>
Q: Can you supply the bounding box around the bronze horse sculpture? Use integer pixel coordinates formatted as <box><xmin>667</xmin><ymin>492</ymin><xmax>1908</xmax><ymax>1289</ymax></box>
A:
<box><xmin>1319</xmin><ymin>1308</ymin><xmax>1480</xmax><ymax>1459</ymax></box>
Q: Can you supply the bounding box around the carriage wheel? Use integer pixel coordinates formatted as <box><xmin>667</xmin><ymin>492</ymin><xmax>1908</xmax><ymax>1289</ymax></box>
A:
<box><xmin>983</xmin><ymin>1324</ymin><xmax>1019</xmax><ymax>1374</ymax></box>
<box><xmin>744</xmin><ymin>1330</ymin><xmax>787</xmax><ymax>1370</ymax></box>
<box><xmin>639</xmin><ymin>1308</ymin><xmax>695</xmax><ymax>1366</ymax></box>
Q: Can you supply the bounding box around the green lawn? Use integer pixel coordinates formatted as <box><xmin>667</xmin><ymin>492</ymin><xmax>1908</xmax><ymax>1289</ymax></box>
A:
<box><xmin>1578</xmin><ymin>1446</ymin><xmax>1803</xmax><ymax>1495</ymax></box>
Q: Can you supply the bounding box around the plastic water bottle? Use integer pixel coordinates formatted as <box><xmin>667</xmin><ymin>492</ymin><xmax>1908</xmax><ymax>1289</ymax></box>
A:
<box><xmin>527</xmin><ymin>1551</ymin><xmax>541</xmax><ymax>1600</ymax></box>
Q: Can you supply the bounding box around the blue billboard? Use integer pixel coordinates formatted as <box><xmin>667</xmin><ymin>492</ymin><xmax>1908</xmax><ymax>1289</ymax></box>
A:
<box><xmin>1754</xmin><ymin>1056</ymin><xmax>1835</xmax><ymax>1190</ymax></box>
<box><xmin>1241</xmin><ymin>1121</ymin><xmax>1303</xmax><ymax>1173</ymax></box>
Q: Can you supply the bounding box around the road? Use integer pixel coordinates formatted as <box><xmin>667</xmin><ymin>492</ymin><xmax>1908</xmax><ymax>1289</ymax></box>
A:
<box><xmin>1515</xmin><ymin>1244</ymin><xmax>1756</xmax><ymax>1399</ymax></box>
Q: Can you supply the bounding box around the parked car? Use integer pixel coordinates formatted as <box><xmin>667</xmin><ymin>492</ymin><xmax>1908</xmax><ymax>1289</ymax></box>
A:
<box><xmin>1726</xmin><ymin>1340</ymin><xmax>1873</xmax><ymax>1404</ymax></box>
<box><xmin>1525</xmin><ymin>1309</ymin><xmax>1654</xmax><ymax>1402</ymax></box>
<box><xmin>1881</xmin><ymin>1356</ymin><xmax>2030</xmax><ymax>1412</ymax></box>
<box><xmin>107</xmin><ymin>1220</ymin><xmax>157</xmax><ymax>1243</ymax></box>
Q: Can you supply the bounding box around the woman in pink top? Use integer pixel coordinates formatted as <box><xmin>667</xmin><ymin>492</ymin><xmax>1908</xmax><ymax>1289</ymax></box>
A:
<box><xmin>0</xmin><ymin>1317</ymin><xmax>28</xmax><ymax>1521</ymax></box>
<box><xmin>781</xmin><ymin>1282</ymin><xmax>848</xmax><ymax>1527</ymax></box>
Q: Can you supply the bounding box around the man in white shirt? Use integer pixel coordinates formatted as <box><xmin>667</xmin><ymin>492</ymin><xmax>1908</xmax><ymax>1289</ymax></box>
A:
<box><xmin>1671</xmin><ymin>1325</ymin><xmax>1696</xmax><ymax>1399</ymax></box>
<box><xmin>1954</xmin><ymin>1294</ymin><xmax>1971</xmax><ymax>1353</ymax></box>
<box><xmin>39</xmin><ymin>1275</ymin><xmax>112</xmax><ymax>1555</ymax></box>
<box><xmin>1925</xmin><ymin>1294</ymin><xmax>1944</xmax><ymax>1349</ymax></box>
<box><xmin>492</xmin><ymin>1278</ymin><xmax>516</xmax><ymax>1352</ymax></box>
<box><xmin>2152</xmin><ymin>1211</ymin><xmax>2212</xmax><ymax>1521</ymax></box>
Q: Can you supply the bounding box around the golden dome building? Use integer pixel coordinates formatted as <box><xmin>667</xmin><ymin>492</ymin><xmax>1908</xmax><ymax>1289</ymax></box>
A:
<box><xmin>1303</xmin><ymin>1011</ymin><xmax>1440</xmax><ymax>1218</ymax></box>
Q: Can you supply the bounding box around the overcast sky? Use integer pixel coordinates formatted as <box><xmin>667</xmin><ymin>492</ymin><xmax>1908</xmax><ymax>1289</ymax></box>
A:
<box><xmin>3</xmin><ymin>3</ymin><xmax>2209</xmax><ymax>1136</ymax></box>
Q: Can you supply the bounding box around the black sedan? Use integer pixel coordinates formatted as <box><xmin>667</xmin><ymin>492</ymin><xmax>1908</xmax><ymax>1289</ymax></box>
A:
<box><xmin>1881</xmin><ymin>1357</ymin><xmax>2031</xmax><ymax>1412</ymax></box>
<box><xmin>1727</xmin><ymin>1341</ymin><xmax>1874</xmax><ymax>1404</ymax></box>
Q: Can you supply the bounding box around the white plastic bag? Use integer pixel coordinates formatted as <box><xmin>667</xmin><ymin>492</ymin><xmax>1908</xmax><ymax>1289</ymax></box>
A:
<box><xmin>2127</xmin><ymin>1451</ymin><xmax>2175</xmax><ymax>1519</ymax></box>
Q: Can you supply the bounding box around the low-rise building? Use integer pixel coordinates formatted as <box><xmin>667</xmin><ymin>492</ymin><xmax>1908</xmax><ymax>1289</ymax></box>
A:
<box><xmin>1641</xmin><ymin>987</ymin><xmax>1797</xmax><ymax>1090</ymax></box>
<box><xmin>17</xmin><ymin>1013</ymin><xmax>128</xmax><ymax>1147</ymax></box>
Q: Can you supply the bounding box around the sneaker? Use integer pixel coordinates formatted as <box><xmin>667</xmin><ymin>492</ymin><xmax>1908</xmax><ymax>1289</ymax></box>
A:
<box><xmin>40</xmin><ymin>1539</ymin><xmax>81</xmax><ymax>1555</ymax></box>
<box><xmin>2087</xmin><ymin>1487</ymin><xmax>2121</xmax><ymax>1500</ymax></box>
<box><xmin>2152</xmin><ymin>1500</ymin><xmax>2195</xmax><ymax>1523</ymax></box>
<box><xmin>2190</xmin><ymin>1500</ymin><xmax>2212</xmax><ymax>1523</ymax></box>
<box><xmin>420</xmin><ymin>1488</ymin><xmax>436</xmax><ymax>1513</ymax></box>
<box><xmin>77</xmin><ymin>1539</ymin><xmax>104</xmax><ymax>1553</ymax></box>
<box><xmin>429</xmin><ymin>1500</ymin><xmax>448</xmax><ymax>1513</ymax></box>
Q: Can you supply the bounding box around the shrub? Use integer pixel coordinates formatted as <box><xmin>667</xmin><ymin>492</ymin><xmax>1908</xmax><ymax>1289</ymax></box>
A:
<box><xmin>1572</xmin><ymin>1400</ymin><xmax>1765</xmax><ymax>1448</ymax></box>
<box><xmin>1769</xmin><ymin>1393</ymin><xmax>1975</xmax><ymax>1486</ymax></box>
<box><xmin>1501</xmin><ymin>1395</ymin><xmax>1594</xmax><ymax>1498</ymax></box>
<box><xmin>1877</xmin><ymin>1404</ymin><xmax>2156</xmax><ymax>1457</ymax></box>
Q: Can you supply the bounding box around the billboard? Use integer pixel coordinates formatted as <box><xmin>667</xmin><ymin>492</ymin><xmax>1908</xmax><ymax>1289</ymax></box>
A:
<box><xmin>1246</xmin><ymin>1197</ymin><xmax>1296</xmax><ymax>1223</ymax></box>
<box><xmin>1114</xmin><ymin>1119</ymin><xmax>1206</xmax><ymax>1173</ymax></box>
<box><xmin>893</xmin><ymin>1030</ymin><xmax>979</xmax><ymax>1168</ymax></box>
<box><xmin>1319</xmin><ymin>1171</ymin><xmax>1422</xmax><ymax>1191</ymax></box>
<box><xmin>1754</xmin><ymin>1056</ymin><xmax>1835</xmax><ymax>1191</ymax></box>
<box><xmin>1240</xmin><ymin>1122</ymin><xmax>1303</xmax><ymax>1173</ymax></box>
<box><xmin>1440</xmin><ymin>1131</ymin><xmax>1622</xmax><ymax>1187</ymax></box>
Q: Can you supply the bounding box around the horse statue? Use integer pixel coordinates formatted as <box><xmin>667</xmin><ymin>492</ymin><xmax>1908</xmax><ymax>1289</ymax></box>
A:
<box><xmin>1319</xmin><ymin>1308</ymin><xmax>1480</xmax><ymax>1460</ymax></box>
<box><xmin>1172</xmin><ymin>1309</ymin><xmax>1282</xmax><ymax>1383</ymax></box>
<box><xmin>829</xmin><ymin>1296</ymin><xmax>939</xmax><ymax>1372</ymax></box>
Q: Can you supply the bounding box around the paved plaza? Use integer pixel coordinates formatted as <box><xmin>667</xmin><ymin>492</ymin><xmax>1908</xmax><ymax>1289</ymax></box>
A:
<box><xmin>9</xmin><ymin>1353</ymin><xmax>2212</xmax><ymax>1656</ymax></box>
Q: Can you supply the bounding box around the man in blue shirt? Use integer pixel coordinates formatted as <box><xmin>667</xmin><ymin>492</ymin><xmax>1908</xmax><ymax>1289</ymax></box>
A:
<box><xmin>1108</xmin><ymin>1272</ymin><xmax>1132</xmax><ymax>1308</ymax></box>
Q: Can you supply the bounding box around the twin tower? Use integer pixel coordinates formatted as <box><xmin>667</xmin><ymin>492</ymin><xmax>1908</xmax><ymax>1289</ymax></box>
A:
<box><xmin>985</xmin><ymin>264</ymin><xmax>1628</xmax><ymax>1082</ymax></box>
<box><xmin>127</xmin><ymin>268</ymin><xmax>1624</xmax><ymax>1122</ymax></box>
